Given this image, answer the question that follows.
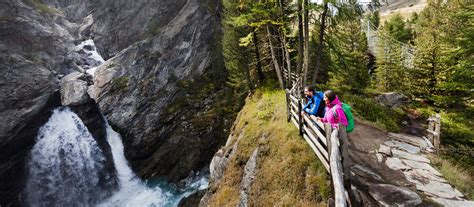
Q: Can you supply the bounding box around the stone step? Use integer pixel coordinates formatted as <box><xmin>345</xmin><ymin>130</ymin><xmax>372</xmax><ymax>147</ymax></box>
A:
<box><xmin>384</xmin><ymin>140</ymin><xmax>420</xmax><ymax>154</ymax></box>
<box><xmin>392</xmin><ymin>149</ymin><xmax>430</xmax><ymax>163</ymax></box>
<box><xmin>388</xmin><ymin>133</ymin><xmax>428</xmax><ymax>149</ymax></box>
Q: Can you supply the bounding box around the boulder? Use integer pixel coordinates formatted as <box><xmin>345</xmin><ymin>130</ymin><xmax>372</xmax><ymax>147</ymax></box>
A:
<box><xmin>60</xmin><ymin>73</ymin><xmax>90</xmax><ymax>106</ymax></box>
<box><xmin>375</xmin><ymin>92</ymin><xmax>408</xmax><ymax>108</ymax></box>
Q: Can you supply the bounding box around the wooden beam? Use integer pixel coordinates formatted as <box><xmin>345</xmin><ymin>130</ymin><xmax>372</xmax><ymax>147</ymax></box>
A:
<box><xmin>289</xmin><ymin>95</ymin><xmax>298</xmax><ymax>105</ymax></box>
<box><xmin>302</xmin><ymin>115</ymin><xmax>328</xmax><ymax>146</ymax></box>
<box><xmin>303</xmin><ymin>133</ymin><xmax>330</xmax><ymax>172</ymax></box>
<box><xmin>291</xmin><ymin>117</ymin><xmax>299</xmax><ymax>129</ymax></box>
<box><xmin>303</xmin><ymin>125</ymin><xmax>329</xmax><ymax>160</ymax></box>
<box><xmin>309</xmin><ymin>115</ymin><xmax>325</xmax><ymax>130</ymax></box>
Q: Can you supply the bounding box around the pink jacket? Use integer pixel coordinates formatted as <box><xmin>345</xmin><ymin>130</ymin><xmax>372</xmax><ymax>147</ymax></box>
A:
<box><xmin>321</xmin><ymin>95</ymin><xmax>348</xmax><ymax>128</ymax></box>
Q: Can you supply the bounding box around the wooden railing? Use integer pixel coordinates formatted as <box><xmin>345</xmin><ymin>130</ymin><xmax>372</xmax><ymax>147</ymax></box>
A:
<box><xmin>285</xmin><ymin>78</ymin><xmax>351</xmax><ymax>207</ymax></box>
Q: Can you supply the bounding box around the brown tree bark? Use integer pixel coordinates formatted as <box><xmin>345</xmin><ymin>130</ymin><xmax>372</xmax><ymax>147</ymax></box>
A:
<box><xmin>303</xmin><ymin>0</ymin><xmax>310</xmax><ymax>86</ymax></box>
<box><xmin>311</xmin><ymin>1</ymin><xmax>328</xmax><ymax>84</ymax></box>
<box><xmin>253</xmin><ymin>30</ymin><xmax>265</xmax><ymax>83</ymax></box>
<box><xmin>297</xmin><ymin>0</ymin><xmax>304</xmax><ymax>78</ymax></box>
<box><xmin>266</xmin><ymin>26</ymin><xmax>285</xmax><ymax>89</ymax></box>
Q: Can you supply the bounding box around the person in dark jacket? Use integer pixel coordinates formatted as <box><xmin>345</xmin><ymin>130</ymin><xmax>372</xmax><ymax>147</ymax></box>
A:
<box><xmin>301</xmin><ymin>85</ymin><xmax>325</xmax><ymax>118</ymax></box>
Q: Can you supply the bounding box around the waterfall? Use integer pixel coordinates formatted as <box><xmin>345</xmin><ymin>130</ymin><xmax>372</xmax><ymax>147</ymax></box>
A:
<box><xmin>25</xmin><ymin>107</ymin><xmax>111</xmax><ymax>206</ymax></box>
<box><xmin>97</xmin><ymin>122</ymin><xmax>168</xmax><ymax>206</ymax></box>
<box><xmin>25</xmin><ymin>106</ymin><xmax>208</xmax><ymax>206</ymax></box>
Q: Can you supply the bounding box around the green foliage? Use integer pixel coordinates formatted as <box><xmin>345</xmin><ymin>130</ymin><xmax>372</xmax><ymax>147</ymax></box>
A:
<box><xmin>111</xmin><ymin>76</ymin><xmax>129</xmax><ymax>92</ymax></box>
<box><xmin>368</xmin><ymin>10</ymin><xmax>380</xmax><ymax>29</ymax></box>
<box><xmin>222</xmin><ymin>0</ymin><xmax>253</xmax><ymax>104</ymax></box>
<box><xmin>342</xmin><ymin>93</ymin><xmax>403</xmax><ymax>132</ymax></box>
<box><xmin>324</xmin><ymin>0</ymin><xmax>370</xmax><ymax>92</ymax></box>
<box><xmin>409</xmin><ymin>0</ymin><xmax>473</xmax><ymax>107</ymax></box>
<box><xmin>382</xmin><ymin>13</ymin><xmax>413</xmax><ymax>43</ymax></box>
<box><xmin>31</xmin><ymin>0</ymin><xmax>59</xmax><ymax>14</ymax></box>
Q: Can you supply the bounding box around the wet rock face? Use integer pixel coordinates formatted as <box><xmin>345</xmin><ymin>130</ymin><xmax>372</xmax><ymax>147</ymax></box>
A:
<box><xmin>90</xmin><ymin>0</ymin><xmax>229</xmax><ymax>182</ymax></box>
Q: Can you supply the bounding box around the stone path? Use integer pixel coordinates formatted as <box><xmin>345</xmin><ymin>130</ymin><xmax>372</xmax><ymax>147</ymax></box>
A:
<box><xmin>375</xmin><ymin>133</ymin><xmax>474</xmax><ymax>207</ymax></box>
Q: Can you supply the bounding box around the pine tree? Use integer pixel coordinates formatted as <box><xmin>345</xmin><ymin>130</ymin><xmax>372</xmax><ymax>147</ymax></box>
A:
<box><xmin>325</xmin><ymin>0</ymin><xmax>370</xmax><ymax>92</ymax></box>
<box><xmin>222</xmin><ymin>0</ymin><xmax>253</xmax><ymax>100</ymax></box>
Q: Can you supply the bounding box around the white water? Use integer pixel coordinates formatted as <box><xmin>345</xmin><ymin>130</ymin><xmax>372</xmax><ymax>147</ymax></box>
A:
<box><xmin>98</xmin><ymin>123</ymin><xmax>168</xmax><ymax>206</ymax></box>
<box><xmin>75</xmin><ymin>39</ymin><xmax>105</xmax><ymax>76</ymax></box>
<box><xmin>25</xmin><ymin>108</ymin><xmax>110</xmax><ymax>206</ymax></box>
<box><xmin>25</xmin><ymin>107</ymin><xmax>208</xmax><ymax>206</ymax></box>
<box><xmin>99</xmin><ymin>120</ymin><xmax>209</xmax><ymax>207</ymax></box>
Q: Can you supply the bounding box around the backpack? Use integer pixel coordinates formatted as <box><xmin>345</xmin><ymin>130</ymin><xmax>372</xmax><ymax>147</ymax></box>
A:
<box><xmin>332</xmin><ymin>103</ymin><xmax>355</xmax><ymax>133</ymax></box>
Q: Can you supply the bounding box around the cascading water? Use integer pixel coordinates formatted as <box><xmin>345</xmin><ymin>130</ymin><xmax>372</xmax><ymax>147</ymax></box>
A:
<box><xmin>25</xmin><ymin>107</ymin><xmax>208</xmax><ymax>206</ymax></box>
<box><xmin>75</xmin><ymin>39</ymin><xmax>105</xmax><ymax>76</ymax></box>
<box><xmin>25</xmin><ymin>107</ymin><xmax>112</xmax><ymax>206</ymax></box>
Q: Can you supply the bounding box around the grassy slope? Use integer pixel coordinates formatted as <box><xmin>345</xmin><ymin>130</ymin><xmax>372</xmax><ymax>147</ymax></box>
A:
<box><xmin>208</xmin><ymin>88</ymin><xmax>329</xmax><ymax>206</ymax></box>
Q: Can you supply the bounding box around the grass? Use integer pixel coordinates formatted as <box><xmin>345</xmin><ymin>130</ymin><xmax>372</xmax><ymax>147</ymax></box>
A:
<box><xmin>414</xmin><ymin>105</ymin><xmax>474</xmax><ymax>167</ymax></box>
<box><xmin>208</xmin><ymin>88</ymin><xmax>329</xmax><ymax>206</ymax></box>
<box><xmin>431</xmin><ymin>156</ymin><xmax>474</xmax><ymax>200</ymax></box>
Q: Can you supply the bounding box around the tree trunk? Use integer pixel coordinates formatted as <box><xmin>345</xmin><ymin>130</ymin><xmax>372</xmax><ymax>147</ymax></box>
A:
<box><xmin>267</xmin><ymin>26</ymin><xmax>285</xmax><ymax>89</ymax></box>
<box><xmin>297</xmin><ymin>0</ymin><xmax>304</xmax><ymax>78</ymax></box>
<box><xmin>253</xmin><ymin>31</ymin><xmax>265</xmax><ymax>83</ymax></box>
<box><xmin>279</xmin><ymin>0</ymin><xmax>291</xmax><ymax>88</ymax></box>
<box><xmin>303</xmin><ymin>0</ymin><xmax>310</xmax><ymax>86</ymax></box>
<box><xmin>311</xmin><ymin>1</ymin><xmax>328</xmax><ymax>84</ymax></box>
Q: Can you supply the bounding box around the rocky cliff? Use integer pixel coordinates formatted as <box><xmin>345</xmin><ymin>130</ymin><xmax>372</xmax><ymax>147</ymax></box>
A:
<box><xmin>88</xmin><ymin>0</ymin><xmax>233</xmax><ymax>182</ymax></box>
<box><xmin>0</xmin><ymin>0</ymin><xmax>232</xmax><ymax>205</ymax></box>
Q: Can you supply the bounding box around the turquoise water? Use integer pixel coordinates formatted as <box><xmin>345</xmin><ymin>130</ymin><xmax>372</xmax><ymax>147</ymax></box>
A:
<box><xmin>145</xmin><ymin>174</ymin><xmax>209</xmax><ymax>207</ymax></box>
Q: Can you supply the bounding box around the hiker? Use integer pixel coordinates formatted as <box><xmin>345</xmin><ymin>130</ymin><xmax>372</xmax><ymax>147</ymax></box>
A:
<box><xmin>317</xmin><ymin>90</ymin><xmax>348</xmax><ymax>129</ymax></box>
<box><xmin>301</xmin><ymin>85</ymin><xmax>326</xmax><ymax>118</ymax></box>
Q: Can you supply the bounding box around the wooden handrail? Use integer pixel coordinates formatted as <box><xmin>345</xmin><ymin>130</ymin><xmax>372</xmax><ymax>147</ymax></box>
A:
<box><xmin>286</xmin><ymin>87</ymin><xmax>351</xmax><ymax>206</ymax></box>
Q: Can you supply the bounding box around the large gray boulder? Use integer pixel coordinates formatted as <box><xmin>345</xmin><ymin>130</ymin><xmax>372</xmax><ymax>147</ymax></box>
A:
<box><xmin>375</xmin><ymin>92</ymin><xmax>408</xmax><ymax>108</ymax></box>
<box><xmin>60</xmin><ymin>72</ymin><xmax>91</xmax><ymax>106</ymax></box>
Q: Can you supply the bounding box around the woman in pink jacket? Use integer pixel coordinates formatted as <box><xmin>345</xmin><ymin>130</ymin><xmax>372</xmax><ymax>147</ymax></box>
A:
<box><xmin>317</xmin><ymin>90</ymin><xmax>348</xmax><ymax>129</ymax></box>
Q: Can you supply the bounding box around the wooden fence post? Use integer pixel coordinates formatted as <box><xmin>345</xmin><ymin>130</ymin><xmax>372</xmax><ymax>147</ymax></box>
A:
<box><xmin>427</xmin><ymin>114</ymin><xmax>442</xmax><ymax>152</ymax></box>
<box><xmin>298</xmin><ymin>98</ymin><xmax>303</xmax><ymax>136</ymax></box>
<box><xmin>434</xmin><ymin>114</ymin><xmax>441</xmax><ymax>151</ymax></box>
<box><xmin>285</xmin><ymin>89</ymin><xmax>291</xmax><ymax>122</ymax></box>
<box><xmin>338</xmin><ymin>125</ymin><xmax>352</xmax><ymax>204</ymax></box>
